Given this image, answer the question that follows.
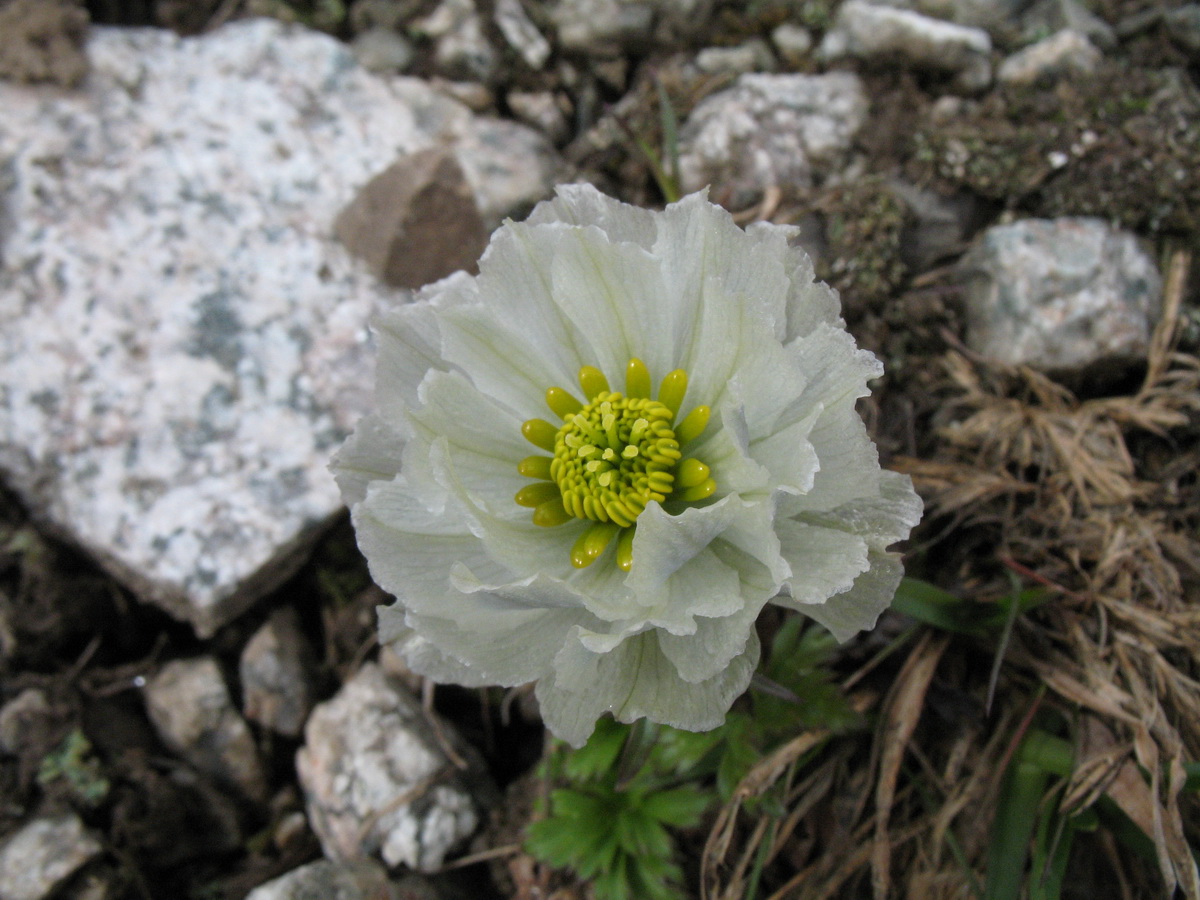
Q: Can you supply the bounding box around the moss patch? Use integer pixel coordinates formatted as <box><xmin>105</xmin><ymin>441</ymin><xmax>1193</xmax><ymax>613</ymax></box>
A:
<box><xmin>911</xmin><ymin>64</ymin><xmax>1200</xmax><ymax>234</ymax></box>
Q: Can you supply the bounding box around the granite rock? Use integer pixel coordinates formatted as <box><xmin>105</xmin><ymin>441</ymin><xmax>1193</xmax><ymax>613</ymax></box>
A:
<box><xmin>144</xmin><ymin>656</ymin><xmax>268</xmax><ymax>801</ymax></box>
<box><xmin>351</xmin><ymin>26</ymin><xmax>416</xmax><ymax>73</ymax></box>
<box><xmin>695</xmin><ymin>39</ymin><xmax>777</xmax><ymax>75</ymax></box>
<box><xmin>998</xmin><ymin>28</ymin><xmax>1100</xmax><ymax>85</ymax></box>
<box><xmin>1019</xmin><ymin>0</ymin><xmax>1115</xmax><ymax>49</ymax></box>
<box><xmin>0</xmin><ymin>0</ymin><xmax>89</xmax><ymax>87</ymax></box>
<box><xmin>240</xmin><ymin>607</ymin><xmax>319</xmax><ymax>738</ymax></box>
<box><xmin>960</xmin><ymin>218</ymin><xmax>1162</xmax><ymax>371</ymax></box>
<box><xmin>819</xmin><ymin>0</ymin><xmax>993</xmax><ymax>93</ymax></box>
<box><xmin>0</xmin><ymin>814</ymin><xmax>103</xmax><ymax>900</ymax></box>
<box><xmin>771</xmin><ymin>23</ymin><xmax>814</xmax><ymax>66</ymax></box>
<box><xmin>295</xmin><ymin>663</ymin><xmax>493</xmax><ymax>872</ymax></box>
<box><xmin>494</xmin><ymin>0</ymin><xmax>552</xmax><ymax>70</ymax></box>
<box><xmin>0</xmin><ymin>20</ymin><xmax>558</xmax><ymax>637</ymax></box>
<box><xmin>245</xmin><ymin>859</ymin><xmax>401</xmax><ymax>900</ymax></box>
<box><xmin>678</xmin><ymin>72</ymin><xmax>868</xmax><ymax>208</ymax></box>
<box><xmin>418</xmin><ymin>0</ymin><xmax>498</xmax><ymax>82</ymax></box>
<box><xmin>0</xmin><ymin>688</ymin><xmax>54</xmax><ymax>754</ymax></box>
<box><xmin>549</xmin><ymin>0</ymin><xmax>655</xmax><ymax>55</ymax></box>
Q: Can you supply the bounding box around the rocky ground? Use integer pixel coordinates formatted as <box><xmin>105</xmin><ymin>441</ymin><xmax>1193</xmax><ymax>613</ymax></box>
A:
<box><xmin>0</xmin><ymin>0</ymin><xmax>1198</xmax><ymax>898</ymax></box>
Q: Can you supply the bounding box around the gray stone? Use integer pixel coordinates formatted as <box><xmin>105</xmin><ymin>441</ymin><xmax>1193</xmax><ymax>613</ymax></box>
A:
<box><xmin>295</xmin><ymin>663</ymin><xmax>492</xmax><ymax>872</ymax></box>
<box><xmin>1165</xmin><ymin>5</ymin><xmax>1200</xmax><ymax>58</ymax></box>
<box><xmin>695</xmin><ymin>39</ymin><xmax>777</xmax><ymax>75</ymax></box>
<box><xmin>960</xmin><ymin>218</ymin><xmax>1162</xmax><ymax>371</ymax></box>
<box><xmin>240</xmin><ymin>608</ymin><xmax>318</xmax><ymax>738</ymax></box>
<box><xmin>350</xmin><ymin>0</ymin><xmax>423</xmax><ymax>32</ymax></box>
<box><xmin>335</xmin><ymin>148</ymin><xmax>488</xmax><ymax>290</ymax></box>
<box><xmin>998</xmin><ymin>28</ymin><xmax>1100</xmax><ymax>85</ymax></box>
<box><xmin>454</xmin><ymin>118</ymin><xmax>561</xmax><ymax>229</ymax></box>
<box><xmin>0</xmin><ymin>20</ymin><xmax>559</xmax><ymax>637</ymax></box>
<box><xmin>678</xmin><ymin>72</ymin><xmax>868</xmax><ymax>208</ymax></box>
<box><xmin>144</xmin><ymin>656</ymin><xmax>268</xmax><ymax>800</ymax></box>
<box><xmin>351</xmin><ymin>27</ymin><xmax>415</xmax><ymax>73</ymax></box>
<box><xmin>507</xmin><ymin>90</ymin><xmax>571</xmax><ymax>144</ymax></box>
<box><xmin>418</xmin><ymin>0</ymin><xmax>498</xmax><ymax>82</ymax></box>
<box><xmin>494</xmin><ymin>0</ymin><xmax>551</xmax><ymax>69</ymax></box>
<box><xmin>1019</xmin><ymin>0</ymin><xmax>1115</xmax><ymax>49</ymax></box>
<box><xmin>0</xmin><ymin>688</ymin><xmax>52</xmax><ymax>754</ymax></box>
<box><xmin>891</xmin><ymin>180</ymin><xmax>982</xmax><ymax>271</ymax></box>
<box><xmin>819</xmin><ymin>0</ymin><xmax>993</xmax><ymax>93</ymax></box>
<box><xmin>771</xmin><ymin>23</ymin><xmax>814</xmax><ymax>66</ymax></box>
<box><xmin>245</xmin><ymin>859</ymin><xmax>400</xmax><ymax>900</ymax></box>
<box><xmin>550</xmin><ymin>0</ymin><xmax>655</xmax><ymax>55</ymax></box>
<box><xmin>0</xmin><ymin>814</ymin><xmax>102</xmax><ymax>900</ymax></box>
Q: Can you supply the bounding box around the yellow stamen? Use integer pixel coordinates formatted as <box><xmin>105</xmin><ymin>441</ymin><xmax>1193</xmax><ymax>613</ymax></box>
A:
<box><xmin>578</xmin><ymin>366</ymin><xmax>609</xmax><ymax>400</ymax></box>
<box><xmin>625</xmin><ymin>358</ymin><xmax>651</xmax><ymax>398</ymax></box>
<box><xmin>674</xmin><ymin>458</ymin><xmax>710</xmax><ymax>489</ymax></box>
<box><xmin>522</xmin><ymin>418</ymin><xmax>558</xmax><ymax>452</ymax></box>
<box><xmin>675</xmin><ymin>405</ymin><xmax>710</xmax><ymax>445</ymax></box>
<box><xmin>515</xmin><ymin>482</ymin><xmax>561</xmax><ymax>507</ymax></box>
<box><xmin>518</xmin><ymin>455</ymin><xmax>553</xmax><ymax>480</ymax></box>
<box><xmin>616</xmin><ymin>527</ymin><xmax>636</xmax><ymax>572</ymax></box>
<box><xmin>546</xmin><ymin>387</ymin><xmax>583</xmax><ymax>420</ymax></box>
<box><xmin>657</xmin><ymin>369</ymin><xmax>688</xmax><ymax>418</ymax></box>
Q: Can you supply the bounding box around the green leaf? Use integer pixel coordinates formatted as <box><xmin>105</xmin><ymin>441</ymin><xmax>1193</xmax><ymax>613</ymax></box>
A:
<box><xmin>893</xmin><ymin>577</ymin><xmax>1049</xmax><ymax>638</ymax></box>
<box><xmin>640</xmin><ymin>787</ymin><xmax>711</xmax><ymax>827</ymax></box>
<box><xmin>565</xmin><ymin>716</ymin><xmax>628</xmax><ymax>781</ymax></box>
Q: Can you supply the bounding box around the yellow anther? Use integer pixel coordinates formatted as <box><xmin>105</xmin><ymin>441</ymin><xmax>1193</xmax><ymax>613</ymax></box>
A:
<box><xmin>625</xmin><ymin>358</ymin><xmax>651</xmax><ymax>398</ymax></box>
<box><xmin>571</xmin><ymin>522</ymin><xmax>620</xmax><ymax>568</ymax></box>
<box><xmin>675</xmin><ymin>405</ymin><xmax>710</xmax><ymax>445</ymax></box>
<box><xmin>532</xmin><ymin>498</ymin><xmax>572</xmax><ymax>527</ymax></box>
<box><xmin>546</xmin><ymin>387</ymin><xmax>582</xmax><ymax>420</ymax></box>
<box><xmin>522</xmin><ymin>418</ymin><xmax>559</xmax><ymax>452</ymax></box>
<box><xmin>621</xmin><ymin>445</ymin><xmax>639</xmax><ymax>459</ymax></box>
<box><xmin>579</xmin><ymin>366</ymin><xmax>609</xmax><ymax>400</ymax></box>
<box><xmin>518</xmin><ymin>455</ymin><xmax>553</xmax><ymax>480</ymax></box>
<box><xmin>658</xmin><ymin>369</ymin><xmax>688</xmax><ymax>418</ymax></box>
<box><xmin>676</xmin><ymin>478</ymin><xmax>717</xmax><ymax>503</ymax></box>
<box><xmin>616</xmin><ymin>527</ymin><xmax>636</xmax><ymax>572</ymax></box>
<box><xmin>674</xmin><ymin>458</ymin><xmax>710</xmax><ymax>489</ymax></box>
<box><xmin>515</xmin><ymin>482</ymin><xmax>561</xmax><ymax>508</ymax></box>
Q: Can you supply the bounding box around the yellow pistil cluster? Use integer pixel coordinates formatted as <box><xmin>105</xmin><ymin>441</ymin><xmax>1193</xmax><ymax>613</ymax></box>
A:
<box><xmin>516</xmin><ymin>358</ymin><xmax>717</xmax><ymax>571</ymax></box>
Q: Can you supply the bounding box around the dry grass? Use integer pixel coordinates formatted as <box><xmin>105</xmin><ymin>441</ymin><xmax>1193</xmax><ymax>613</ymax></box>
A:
<box><xmin>701</xmin><ymin>251</ymin><xmax>1200</xmax><ymax>898</ymax></box>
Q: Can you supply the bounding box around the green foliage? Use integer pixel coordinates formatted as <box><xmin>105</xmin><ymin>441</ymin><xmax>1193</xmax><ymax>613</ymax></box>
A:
<box><xmin>37</xmin><ymin>729</ymin><xmax>110</xmax><ymax>806</ymax></box>
<box><xmin>892</xmin><ymin>577</ymin><xmax>1048</xmax><ymax>638</ymax></box>
<box><xmin>526</xmin><ymin>615</ymin><xmax>859</xmax><ymax>895</ymax></box>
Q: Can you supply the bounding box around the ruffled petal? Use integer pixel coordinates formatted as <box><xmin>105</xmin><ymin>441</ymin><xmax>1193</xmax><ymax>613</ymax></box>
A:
<box><xmin>403</xmin><ymin>370</ymin><xmax>531</xmax><ymax>519</ymax></box>
<box><xmin>787</xmin><ymin>553</ymin><xmax>905</xmax><ymax>642</ymax></box>
<box><xmin>794</xmin><ymin>470</ymin><xmax>924</xmax><ymax>549</ymax></box>
<box><xmin>537</xmin><ymin>627</ymin><xmax>761</xmax><ymax>747</ymax></box>
<box><xmin>371</xmin><ymin>272</ymin><xmax>476</xmax><ymax>423</ymax></box>
<box><xmin>526</xmin><ymin>183</ymin><xmax>659</xmax><ymax>249</ymax></box>
<box><xmin>329</xmin><ymin>412</ymin><xmax>404</xmax><ymax>507</ymax></box>
<box><xmin>773</xmin><ymin>519</ymin><xmax>872</xmax><ymax>607</ymax></box>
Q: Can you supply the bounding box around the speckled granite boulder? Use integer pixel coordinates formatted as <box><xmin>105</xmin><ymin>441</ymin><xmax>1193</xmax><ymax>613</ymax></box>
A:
<box><xmin>959</xmin><ymin>218</ymin><xmax>1162</xmax><ymax>371</ymax></box>
<box><xmin>0</xmin><ymin>814</ymin><xmax>103</xmax><ymax>900</ymax></box>
<box><xmin>0</xmin><ymin>19</ymin><xmax>559</xmax><ymax>636</ymax></box>
<box><xmin>678</xmin><ymin>72</ymin><xmax>868</xmax><ymax>209</ymax></box>
<box><xmin>296</xmin><ymin>664</ymin><xmax>495</xmax><ymax>872</ymax></box>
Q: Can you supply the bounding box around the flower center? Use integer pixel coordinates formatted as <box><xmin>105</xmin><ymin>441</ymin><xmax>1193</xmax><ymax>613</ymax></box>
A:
<box><xmin>516</xmin><ymin>358</ymin><xmax>717</xmax><ymax>571</ymax></box>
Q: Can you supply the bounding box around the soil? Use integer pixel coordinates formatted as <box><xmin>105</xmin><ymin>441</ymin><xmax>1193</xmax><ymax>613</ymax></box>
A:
<box><xmin>1</xmin><ymin>1</ymin><xmax>1198</xmax><ymax>898</ymax></box>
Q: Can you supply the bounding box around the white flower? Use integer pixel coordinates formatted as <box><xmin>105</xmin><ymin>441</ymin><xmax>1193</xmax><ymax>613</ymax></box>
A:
<box><xmin>332</xmin><ymin>186</ymin><xmax>922</xmax><ymax>747</ymax></box>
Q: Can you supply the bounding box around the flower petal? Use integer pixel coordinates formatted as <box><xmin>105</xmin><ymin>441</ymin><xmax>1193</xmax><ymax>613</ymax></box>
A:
<box><xmin>789</xmin><ymin>553</ymin><xmax>905</xmax><ymax>642</ymax></box>
<box><xmin>526</xmin><ymin>183</ymin><xmax>659</xmax><ymax>249</ymax></box>
<box><xmin>404</xmin><ymin>369</ymin><xmax>532</xmax><ymax>519</ymax></box>
<box><xmin>371</xmin><ymin>272</ymin><xmax>476</xmax><ymax>423</ymax></box>
<box><xmin>536</xmin><ymin>627</ymin><xmax>761</xmax><ymax>747</ymax></box>
<box><xmin>330</xmin><ymin>412</ymin><xmax>403</xmax><ymax>507</ymax></box>
<box><xmin>774</xmin><ymin>519</ymin><xmax>872</xmax><ymax>607</ymax></box>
